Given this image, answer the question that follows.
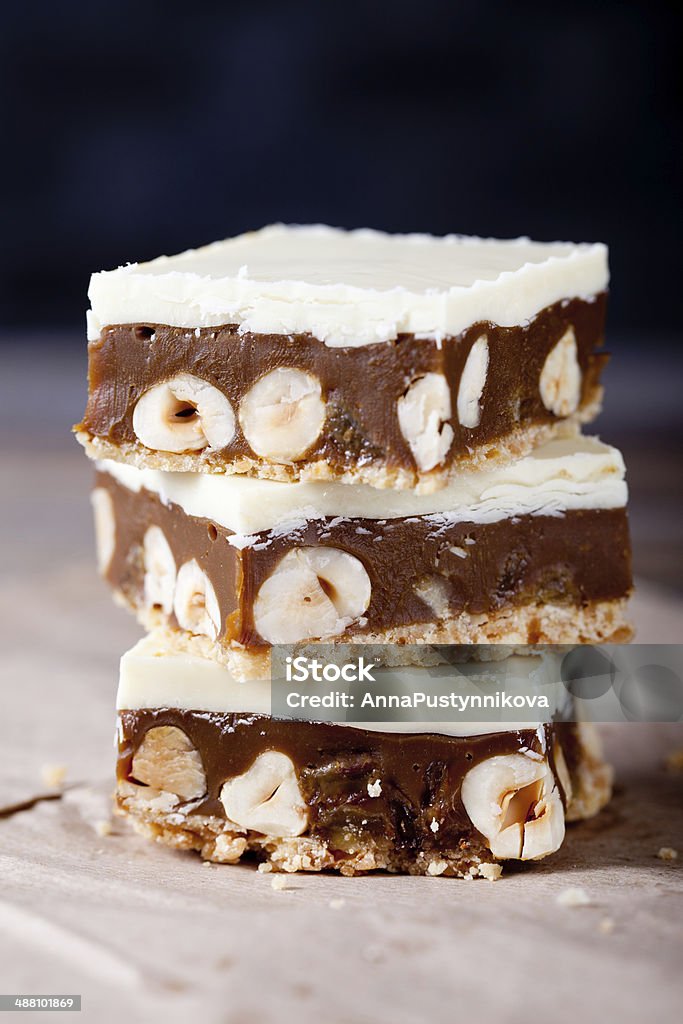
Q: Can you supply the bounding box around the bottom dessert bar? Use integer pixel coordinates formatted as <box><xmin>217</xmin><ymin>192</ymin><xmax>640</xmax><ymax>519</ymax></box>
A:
<box><xmin>115</xmin><ymin>633</ymin><xmax>612</xmax><ymax>877</ymax></box>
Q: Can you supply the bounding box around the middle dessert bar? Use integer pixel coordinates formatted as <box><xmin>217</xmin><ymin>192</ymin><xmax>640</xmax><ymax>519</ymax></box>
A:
<box><xmin>93</xmin><ymin>436</ymin><xmax>632</xmax><ymax>677</ymax></box>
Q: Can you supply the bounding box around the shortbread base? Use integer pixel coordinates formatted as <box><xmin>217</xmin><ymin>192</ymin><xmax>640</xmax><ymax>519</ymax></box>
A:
<box><xmin>77</xmin><ymin>413</ymin><xmax>596</xmax><ymax>494</ymax></box>
<box><xmin>119</xmin><ymin>596</ymin><xmax>633</xmax><ymax>681</ymax></box>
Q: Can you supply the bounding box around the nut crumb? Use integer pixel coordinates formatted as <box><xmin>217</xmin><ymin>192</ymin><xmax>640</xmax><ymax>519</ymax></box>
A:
<box><xmin>426</xmin><ymin>859</ymin><xmax>448</xmax><ymax>876</ymax></box>
<box><xmin>599</xmin><ymin>917</ymin><xmax>615</xmax><ymax>934</ymax></box>
<box><xmin>556</xmin><ymin>887</ymin><xmax>592</xmax><ymax>907</ymax></box>
<box><xmin>430</xmin><ymin>818</ymin><xmax>440</xmax><ymax>833</ymax></box>
<box><xmin>657</xmin><ymin>847</ymin><xmax>678</xmax><ymax>861</ymax></box>
<box><xmin>271</xmin><ymin>874</ymin><xmax>288</xmax><ymax>891</ymax></box>
<box><xmin>478</xmin><ymin>862</ymin><xmax>502</xmax><ymax>882</ymax></box>
<box><xmin>94</xmin><ymin>819</ymin><xmax>113</xmax><ymax>837</ymax></box>
<box><xmin>258</xmin><ymin>862</ymin><xmax>273</xmax><ymax>874</ymax></box>
<box><xmin>329</xmin><ymin>898</ymin><xmax>346</xmax><ymax>910</ymax></box>
<box><xmin>41</xmin><ymin>763</ymin><xmax>67</xmax><ymax>789</ymax></box>
<box><xmin>367</xmin><ymin>779</ymin><xmax>382</xmax><ymax>798</ymax></box>
<box><xmin>665</xmin><ymin>749</ymin><xmax>683</xmax><ymax>773</ymax></box>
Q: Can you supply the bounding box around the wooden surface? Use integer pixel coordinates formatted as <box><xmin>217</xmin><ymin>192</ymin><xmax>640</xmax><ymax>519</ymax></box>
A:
<box><xmin>1</xmin><ymin>347</ymin><xmax>682</xmax><ymax>1023</ymax></box>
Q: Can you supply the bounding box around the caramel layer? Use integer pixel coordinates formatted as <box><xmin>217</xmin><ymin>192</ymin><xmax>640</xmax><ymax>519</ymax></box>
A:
<box><xmin>97</xmin><ymin>470</ymin><xmax>632</xmax><ymax>649</ymax></box>
<box><xmin>79</xmin><ymin>296</ymin><xmax>607</xmax><ymax>485</ymax></box>
<box><xmin>118</xmin><ymin>709</ymin><xmax>571</xmax><ymax>859</ymax></box>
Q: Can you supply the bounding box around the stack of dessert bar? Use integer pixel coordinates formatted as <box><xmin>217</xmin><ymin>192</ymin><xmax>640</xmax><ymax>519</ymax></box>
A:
<box><xmin>76</xmin><ymin>226</ymin><xmax>632</xmax><ymax>878</ymax></box>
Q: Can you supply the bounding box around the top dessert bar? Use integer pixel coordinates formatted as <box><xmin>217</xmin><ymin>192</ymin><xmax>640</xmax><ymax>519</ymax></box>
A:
<box><xmin>77</xmin><ymin>225</ymin><xmax>609</xmax><ymax>492</ymax></box>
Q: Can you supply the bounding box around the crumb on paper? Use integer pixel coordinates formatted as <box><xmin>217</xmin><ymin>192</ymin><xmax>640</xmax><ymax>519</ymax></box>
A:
<box><xmin>41</xmin><ymin>763</ymin><xmax>67</xmax><ymax>789</ymax></box>
<box><xmin>599</xmin><ymin>917</ymin><xmax>615</xmax><ymax>934</ymax></box>
<box><xmin>271</xmin><ymin>875</ymin><xmax>288</xmax><ymax>891</ymax></box>
<box><xmin>426</xmin><ymin>859</ymin><xmax>448</xmax><ymax>877</ymax></box>
<box><xmin>665</xmin><ymin>749</ymin><xmax>683</xmax><ymax>773</ymax></box>
<box><xmin>430</xmin><ymin>818</ymin><xmax>440</xmax><ymax>833</ymax></box>
<box><xmin>258</xmin><ymin>862</ymin><xmax>273</xmax><ymax>874</ymax></box>
<box><xmin>94</xmin><ymin>819</ymin><xmax>113</xmax><ymax>837</ymax></box>
<box><xmin>657</xmin><ymin>847</ymin><xmax>678</xmax><ymax>861</ymax></box>
<box><xmin>329</xmin><ymin>898</ymin><xmax>346</xmax><ymax>910</ymax></box>
<box><xmin>367</xmin><ymin>779</ymin><xmax>382</xmax><ymax>798</ymax></box>
<box><xmin>478</xmin><ymin>862</ymin><xmax>502</xmax><ymax>882</ymax></box>
<box><xmin>556</xmin><ymin>887</ymin><xmax>593</xmax><ymax>907</ymax></box>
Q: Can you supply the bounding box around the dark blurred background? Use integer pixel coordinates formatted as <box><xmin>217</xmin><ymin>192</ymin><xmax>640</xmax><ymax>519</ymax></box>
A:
<box><xmin>1</xmin><ymin>1</ymin><xmax>681</xmax><ymax>589</ymax></box>
<box><xmin>1</xmin><ymin>0</ymin><xmax>681</xmax><ymax>336</ymax></box>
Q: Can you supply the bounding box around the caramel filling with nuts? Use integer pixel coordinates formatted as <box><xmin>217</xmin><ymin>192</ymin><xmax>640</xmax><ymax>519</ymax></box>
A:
<box><xmin>98</xmin><ymin>469</ymin><xmax>632</xmax><ymax>648</ymax></box>
<box><xmin>118</xmin><ymin>712</ymin><xmax>576</xmax><ymax>860</ymax></box>
<box><xmin>78</xmin><ymin>295</ymin><xmax>607</xmax><ymax>481</ymax></box>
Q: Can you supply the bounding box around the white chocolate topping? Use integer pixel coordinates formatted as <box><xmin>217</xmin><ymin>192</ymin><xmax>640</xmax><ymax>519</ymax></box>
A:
<box><xmin>88</xmin><ymin>224</ymin><xmax>608</xmax><ymax>347</ymax></box>
<box><xmin>118</xmin><ymin>632</ymin><xmax>271</xmax><ymax>717</ymax></box>
<box><xmin>99</xmin><ymin>435</ymin><xmax>626</xmax><ymax>539</ymax></box>
<box><xmin>117</xmin><ymin>631</ymin><xmax>563</xmax><ymax>736</ymax></box>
